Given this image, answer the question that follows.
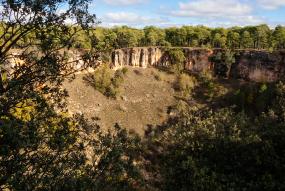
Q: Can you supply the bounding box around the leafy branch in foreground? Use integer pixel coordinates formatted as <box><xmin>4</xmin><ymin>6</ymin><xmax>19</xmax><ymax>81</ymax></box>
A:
<box><xmin>0</xmin><ymin>0</ymin><xmax>144</xmax><ymax>190</ymax></box>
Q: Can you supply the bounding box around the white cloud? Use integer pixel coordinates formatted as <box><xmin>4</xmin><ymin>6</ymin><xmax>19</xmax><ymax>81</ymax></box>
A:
<box><xmin>103</xmin><ymin>0</ymin><xmax>145</xmax><ymax>6</ymax></box>
<box><xmin>164</xmin><ymin>0</ymin><xmax>266</xmax><ymax>27</ymax></box>
<box><xmin>257</xmin><ymin>0</ymin><xmax>285</xmax><ymax>10</ymax></box>
<box><xmin>102</xmin><ymin>12</ymin><xmax>169</xmax><ymax>27</ymax></box>
<box><xmin>172</xmin><ymin>0</ymin><xmax>252</xmax><ymax>18</ymax></box>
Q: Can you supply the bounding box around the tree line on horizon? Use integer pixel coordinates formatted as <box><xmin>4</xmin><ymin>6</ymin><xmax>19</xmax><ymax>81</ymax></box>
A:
<box><xmin>71</xmin><ymin>24</ymin><xmax>285</xmax><ymax>51</ymax></box>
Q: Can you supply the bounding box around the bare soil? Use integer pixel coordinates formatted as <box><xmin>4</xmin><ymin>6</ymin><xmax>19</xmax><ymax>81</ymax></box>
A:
<box><xmin>63</xmin><ymin>67</ymin><xmax>177</xmax><ymax>135</ymax></box>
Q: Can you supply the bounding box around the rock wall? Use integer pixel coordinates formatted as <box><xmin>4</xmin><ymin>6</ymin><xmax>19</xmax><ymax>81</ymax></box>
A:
<box><xmin>230</xmin><ymin>50</ymin><xmax>285</xmax><ymax>82</ymax></box>
<box><xmin>112</xmin><ymin>47</ymin><xmax>164</xmax><ymax>68</ymax></box>
<box><xmin>112</xmin><ymin>47</ymin><xmax>213</xmax><ymax>71</ymax></box>
<box><xmin>5</xmin><ymin>47</ymin><xmax>285</xmax><ymax>82</ymax></box>
<box><xmin>4</xmin><ymin>49</ymin><xmax>97</xmax><ymax>76</ymax></box>
<box><xmin>111</xmin><ymin>47</ymin><xmax>285</xmax><ymax>82</ymax></box>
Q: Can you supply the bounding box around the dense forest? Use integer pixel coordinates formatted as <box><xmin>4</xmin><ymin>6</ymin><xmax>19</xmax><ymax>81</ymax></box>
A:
<box><xmin>1</xmin><ymin>0</ymin><xmax>285</xmax><ymax>190</ymax></box>
<box><xmin>70</xmin><ymin>24</ymin><xmax>285</xmax><ymax>50</ymax></box>
<box><xmin>2</xmin><ymin>22</ymin><xmax>285</xmax><ymax>51</ymax></box>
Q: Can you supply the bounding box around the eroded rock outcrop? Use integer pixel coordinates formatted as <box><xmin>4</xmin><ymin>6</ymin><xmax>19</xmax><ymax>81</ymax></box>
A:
<box><xmin>112</xmin><ymin>47</ymin><xmax>164</xmax><ymax>69</ymax></box>
<box><xmin>5</xmin><ymin>47</ymin><xmax>285</xmax><ymax>82</ymax></box>
<box><xmin>112</xmin><ymin>47</ymin><xmax>213</xmax><ymax>71</ymax></box>
<box><xmin>111</xmin><ymin>47</ymin><xmax>285</xmax><ymax>82</ymax></box>
<box><xmin>4</xmin><ymin>49</ymin><xmax>98</xmax><ymax>76</ymax></box>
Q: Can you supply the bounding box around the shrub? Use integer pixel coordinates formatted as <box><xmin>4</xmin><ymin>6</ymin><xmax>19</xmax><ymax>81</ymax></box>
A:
<box><xmin>155</xmin><ymin>107</ymin><xmax>285</xmax><ymax>191</ymax></box>
<box><xmin>112</xmin><ymin>70</ymin><xmax>125</xmax><ymax>88</ymax></box>
<box><xmin>199</xmin><ymin>70</ymin><xmax>213</xmax><ymax>84</ymax></box>
<box><xmin>174</xmin><ymin>74</ymin><xmax>197</xmax><ymax>96</ymax></box>
<box><xmin>210</xmin><ymin>50</ymin><xmax>235</xmax><ymax>78</ymax></box>
<box><xmin>154</xmin><ymin>74</ymin><xmax>162</xmax><ymax>81</ymax></box>
<box><xmin>151</xmin><ymin>71</ymin><xmax>163</xmax><ymax>81</ymax></box>
<box><xmin>168</xmin><ymin>48</ymin><xmax>186</xmax><ymax>74</ymax></box>
<box><xmin>231</xmin><ymin>83</ymin><xmax>275</xmax><ymax>113</ymax></box>
<box><xmin>121</xmin><ymin>67</ymin><xmax>129</xmax><ymax>75</ymax></box>
<box><xmin>90</xmin><ymin>64</ymin><xmax>126</xmax><ymax>98</ymax></box>
<box><xmin>92</xmin><ymin>64</ymin><xmax>112</xmax><ymax>94</ymax></box>
<box><xmin>105</xmin><ymin>86</ymin><xmax>118</xmax><ymax>98</ymax></box>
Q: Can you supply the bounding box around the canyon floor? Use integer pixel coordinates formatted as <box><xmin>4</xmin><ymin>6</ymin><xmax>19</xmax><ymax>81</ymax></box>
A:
<box><xmin>63</xmin><ymin>67</ymin><xmax>177</xmax><ymax>135</ymax></box>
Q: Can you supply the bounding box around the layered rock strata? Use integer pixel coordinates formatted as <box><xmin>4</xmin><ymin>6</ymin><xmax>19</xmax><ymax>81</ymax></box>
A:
<box><xmin>112</xmin><ymin>47</ymin><xmax>285</xmax><ymax>82</ymax></box>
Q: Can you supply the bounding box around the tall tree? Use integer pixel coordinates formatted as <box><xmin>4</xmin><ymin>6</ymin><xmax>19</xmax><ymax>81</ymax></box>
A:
<box><xmin>0</xmin><ymin>1</ymin><xmax>143</xmax><ymax>190</ymax></box>
<box><xmin>240</xmin><ymin>30</ymin><xmax>254</xmax><ymax>49</ymax></box>
<box><xmin>227</xmin><ymin>30</ymin><xmax>240</xmax><ymax>49</ymax></box>
<box><xmin>272</xmin><ymin>25</ymin><xmax>285</xmax><ymax>49</ymax></box>
<box><xmin>254</xmin><ymin>24</ymin><xmax>271</xmax><ymax>49</ymax></box>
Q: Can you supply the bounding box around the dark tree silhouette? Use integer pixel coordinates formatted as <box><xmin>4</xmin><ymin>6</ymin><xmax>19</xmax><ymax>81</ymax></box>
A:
<box><xmin>0</xmin><ymin>1</ymin><xmax>143</xmax><ymax>190</ymax></box>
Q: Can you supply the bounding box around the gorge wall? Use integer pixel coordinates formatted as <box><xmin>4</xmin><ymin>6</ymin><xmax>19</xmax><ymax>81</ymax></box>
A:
<box><xmin>112</xmin><ymin>47</ymin><xmax>285</xmax><ymax>82</ymax></box>
<box><xmin>5</xmin><ymin>47</ymin><xmax>285</xmax><ymax>82</ymax></box>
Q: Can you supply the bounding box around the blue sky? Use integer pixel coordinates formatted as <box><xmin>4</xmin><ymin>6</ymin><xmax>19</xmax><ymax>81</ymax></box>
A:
<box><xmin>89</xmin><ymin>0</ymin><xmax>285</xmax><ymax>28</ymax></box>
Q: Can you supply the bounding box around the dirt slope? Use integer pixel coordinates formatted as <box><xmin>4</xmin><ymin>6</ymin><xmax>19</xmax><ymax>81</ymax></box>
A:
<box><xmin>63</xmin><ymin>67</ymin><xmax>177</xmax><ymax>135</ymax></box>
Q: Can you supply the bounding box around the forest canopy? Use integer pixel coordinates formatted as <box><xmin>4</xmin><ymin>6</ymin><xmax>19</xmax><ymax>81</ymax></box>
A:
<box><xmin>69</xmin><ymin>24</ymin><xmax>285</xmax><ymax>50</ymax></box>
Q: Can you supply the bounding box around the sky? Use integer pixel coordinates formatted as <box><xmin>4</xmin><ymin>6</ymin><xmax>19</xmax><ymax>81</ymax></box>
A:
<box><xmin>89</xmin><ymin>0</ymin><xmax>285</xmax><ymax>28</ymax></box>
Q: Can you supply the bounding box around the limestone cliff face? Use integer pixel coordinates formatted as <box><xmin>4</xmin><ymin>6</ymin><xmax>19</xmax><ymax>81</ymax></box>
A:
<box><xmin>5</xmin><ymin>50</ymin><xmax>97</xmax><ymax>76</ymax></box>
<box><xmin>6</xmin><ymin>48</ymin><xmax>285</xmax><ymax>82</ymax></box>
<box><xmin>111</xmin><ymin>47</ymin><xmax>285</xmax><ymax>82</ymax></box>
<box><xmin>112</xmin><ymin>47</ymin><xmax>213</xmax><ymax>71</ymax></box>
<box><xmin>112</xmin><ymin>47</ymin><xmax>164</xmax><ymax>69</ymax></box>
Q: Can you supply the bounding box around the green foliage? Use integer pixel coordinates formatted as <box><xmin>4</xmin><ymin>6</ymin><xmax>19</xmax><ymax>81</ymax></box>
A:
<box><xmin>272</xmin><ymin>82</ymin><xmax>285</xmax><ymax>120</ymax></box>
<box><xmin>212</xmin><ymin>32</ymin><xmax>227</xmax><ymax>48</ymax></box>
<box><xmin>167</xmin><ymin>48</ymin><xmax>186</xmax><ymax>74</ymax></box>
<box><xmin>3</xmin><ymin>24</ymin><xmax>285</xmax><ymax>50</ymax></box>
<box><xmin>150</xmin><ymin>104</ymin><xmax>285</xmax><ymax>191</ymax></box>
<box><xmin>241</xmin><ymin>30</ymin><xmax>254</xmax><ymax>48</ymax></box>
<box><xmin>174</xmin><ymin>74</ymin><xmax>197</xmax><ymax>97</ymax></box>
<box><xmin>114</xmin><ymin>26</ymin><xmax>144</xmax><ymax>48</ymax></box>
<box><xmin>143</xmin><ymin>26</ymin><xmax>166</xmax><ymax>46</ymax></box>
<box><xmin>197</xmin><ymin>71</ymin><xmax>227</xmax><ymax>101</ymax></box>
<box><xmin>154</xmin><ymin>73</ymin><xmax>162</xmax><ymax>81</ymax></box>
<box><xmin>142</xmin><ymin>78</ymin><xmax>285</xmax><ymax>191</ymax></box>
<box><xmin>272</xmin><ymin>25</ymin><xmax>285</xmax><ymax>49</ymax></box>
<box><xmin>231</xmin><ymin>81</ymin><xmax>285</xmax><ymax>118</ymax></box>
<box><xmin>0</xmin><ymin>1</ymin><xmax>146</xmax><ymax>190</ymax></box>
<box><xmin>210</xmin><ymin>50</ymin><xmax>235</xmax><ymax>78</ymax></box>
<box><xmin>121</xmin><ymin>67</ymin><xmax>129</xmax><ymax>75</ymax></box>
<box><xmin>231</xmin><ymin>83</ymin><xmax>276</xmax><ymax>114</ymax></box>
<box><xmin>88</xmin><ymin>65</ymin><xmax>127</xmax><ymax>98</ymax></box>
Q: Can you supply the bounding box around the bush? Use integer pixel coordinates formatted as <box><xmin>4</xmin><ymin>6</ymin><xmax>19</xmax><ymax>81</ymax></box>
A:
<box><xmin>154</xmin><ymin>107</ymin><xmax>285</xmax><ymax>191</ymax></box>
<box><xmin>154</xmin><ymin>74</ymin><xmax>162</xmax><ymax>81</ymax></box>
<box><xmin>231</xmin><ymin>83</ymin><xmax>275</xmax><ymax>113</ymax></box>
<box><xmin>174</xmin><ymin>74</ymin><xmax>197</xmax><ymax>96</ymax></box>
<box><xmin>121</xmin><ymin>67</ymin><xmax>129</xmax><ymax>75</ymax></box>
<box><xmin>210</xmin><ymin>50</ymin><xmax>235</xmax><ymax>78</ymax></box>
<box><xmin>199</xmin><ymin>70</ymin><xmax>213</xmax><ymax>84</ymax></box>
<box><xmin>168</xmin><ymin>48</ymin><xmax>186</xmax><ymax>74</ymax></box>
<box><xmin>92</xmin><ymin>64</ymin><xmax>113</xmax><ymax>94</ymax></box>
<box><xmin>151</xmin><ymin>71</ymin><xmax>163</xmax><ymax>81</ymax></box>
<box><xmin>112</xmin><ymin>70</ymin><xmax>125</xmax><ymax>88</ymax></box>
<box><xmin>105</xmin><ymin>86</ymin><xmax>118</xmax><ymax>98</ymax></box>
<box><xmin>90</xmin><ymin>64</ymin><xmax>126</xmax><ymax>98</ymax></box>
